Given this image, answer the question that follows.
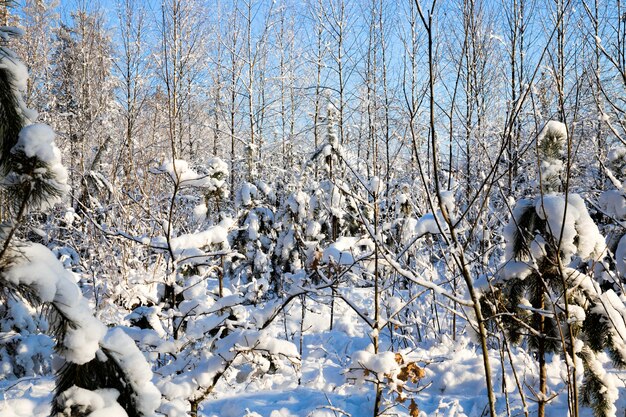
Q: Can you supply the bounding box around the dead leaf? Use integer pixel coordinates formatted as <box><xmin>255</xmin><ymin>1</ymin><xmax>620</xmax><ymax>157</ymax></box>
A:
<box><xmin>398</xmin><ymin>362</ymin><xmax>425</xmax><ymax>383</ymax></box>
<box><xmin>409</xmin><ymin>399</ymin><xmax>419</xmax><ymax>417</ymax></box>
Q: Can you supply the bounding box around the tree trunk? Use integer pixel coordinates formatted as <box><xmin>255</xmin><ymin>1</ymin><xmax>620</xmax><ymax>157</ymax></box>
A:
<box><xmin>536</xmin><ymin>283</ymin><xmax>547</xmax><ymax>417</ymax></box>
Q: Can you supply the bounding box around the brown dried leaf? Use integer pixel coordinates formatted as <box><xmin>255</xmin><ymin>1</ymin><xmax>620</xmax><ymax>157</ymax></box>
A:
<box><xmin>398</xmin><ymin>362</ymin><xmax>425</xmax><ymax>383</ymax></box>
<box><xmin>409</xmin><ymin>399</ymin><xmax>419</xmax><ymax>417</ymax></box>
<box><xmin>310</xmin><ymin>250</ymin><xmax>323</xmax><ymax>270</ymax></box>
<box><xmin>396</xmin><ymin>389</ymin><xmax>406</xmax><ymax>403</ymax></box>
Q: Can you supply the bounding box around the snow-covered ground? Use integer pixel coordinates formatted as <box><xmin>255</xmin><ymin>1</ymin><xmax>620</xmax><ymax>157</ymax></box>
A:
<box><xmin>4</xmin><ymin>287</ymin><xmax>625</xmax><ymax>417</ymax></box>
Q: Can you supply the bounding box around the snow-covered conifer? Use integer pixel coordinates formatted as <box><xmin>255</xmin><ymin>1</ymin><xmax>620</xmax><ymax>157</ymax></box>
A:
<box><xmin>484</xmin><ymin>121</ymin><xmax>626</xmax><ymax>417</ymax></box>
<box><xmin>0</xmin><ymin>21</ymin><xmax>160</xmax><ymax>417</ymax></box>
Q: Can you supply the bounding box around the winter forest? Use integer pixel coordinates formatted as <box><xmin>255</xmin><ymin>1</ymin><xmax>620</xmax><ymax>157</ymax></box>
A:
<box><xmin>3</xmin><ymin>0</ymin><xmax>626</xmax><ymax>416</ymax></box>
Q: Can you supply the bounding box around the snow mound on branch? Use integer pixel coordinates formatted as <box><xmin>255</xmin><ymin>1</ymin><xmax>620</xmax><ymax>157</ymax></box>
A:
<box><xmin>0</xmin><ymin>26</ymin><xmax>24</xmax><ymax>41</ymax></box>
<box><xmin>599</xmin><ymin>190</ymin><xmax>626</xmax><ymax>220</ymax></box>
<box><xmin>240</xmin><ymin>182</ymin><xmax>258</xmax><ymax>206</ymax></box>
<box><xmin>503</xmin><ymin>260</ymin><xmax>535</xmax><ymax>281</ymax></box>
<box><xmin>591</xmin><ymin>290</ymin><xmax>626</xmax><ymax>361</ymax></box>
<box><xmin>55</xmin><ymin>386</ymin><xmax>127</xmax><ymax>417</ymax></box>
<box><xmin>159</xmin><ymin>159</ymin><xmax>199</xmax><ymax>184</ymax></box>
<box><xmin>100</xmin><ymin>328</ymin><xmax>161</xmax><ymax>417</ymax></box>
<box><xmin>608</xmin><ymin>147</ymin><xmax>626</xmax><ymax>161</ymax></box>
<box><xmin>206</xmin><ymin>157</ymin><xmax>228</xmax><ymax>180</ymax></box>
<box><xmin>169</xmin><ymin>225</ymin><xmax>229</xmax><ymax>252</ymax></box>
<box><xmin>503</xmin><ymin>198</ymin><xmax>535</xmax><ymax>262</ymax></box>
<box><xmin>581</xmin><ymin>348</ymin><xmax>620</xmax><ymax>417</ymax></box>
<box><xmin>0</xmin><ymin>52</ymin><xmax>37</xmax><ymax>122</ymax></box>
<box><xmin>537</xmin><ymin>121</ymin><xmax>567</xmax><ymax>192</ymax></box>
<box><xmin>0</xmin><ymin>53</ymin><xmax>28</xmax><ymax>92</ymax></box>
<box><xmin>440</xmin><ymin>190</ymin><xmax>456</xmax><ymax>215</ymax></box>
<box><xmin>14</xmin><ymin>124</ymin><xmax>61</xmax><ymax>163</ymax></box>
<box><xmin>539</xmin><ymin>158</ymin><xmax>564</xmax><ymax>182</ymax></box>
<box><xmin>415</xmin><ymin>213</ymin><xmax>445</xmax><ymax>236</ymax></box>
<box><xmin>159</xmin><ymin>158</ymin><xmax>227</xmax><ymax>192</ymax></box>
<box><xmin>11</xmin><ymin>123</ymin><xmax>69</xmax><ymax>205</ymax></box>
<box><xmin>535</xmin><ymin>194</ymin><xmax>605</xmax><ymax>263</ymax></box>
<box><xmin>286</xmin><ymin>191</ymin><xmax>310</xmax><ymax>221</ymax></box>
<box><xmin>347</xmin><ymin>349</ymin><xmax>401</xmax><ymax>383</ymax></box>
<box><xmin>400</xmin><ymin>208</ymin><xmax>451</xmax><ymax>244</ymax></box>
<box><xmin>538</xmin><ymin>120</ymin><xmax>567</xmax><ymax>147</ymax></box>
<box><xmin>607</xmin><ymin>146</ymin><xmax>626</xmax><ymax>179</ymax></box>
<box><xmin>399</xmin><ymin>217</ymin><xmax>418</xmax><ymax>243</ymax></box>
<box><xmin>3</xmin><ymin>243</ymin><xmax>106</xmax><ymax>364</ymax></box>
<box><xmin>126</xmin><ymin>306</ymin><xmax>167</xmax><ymax>338</ymax></box>
<box><xmin>193</xmin><ymin>203</ymin><xmax>208</xmax><ymax>222</ymax></box>
<box><xmin>615</xmin><ymin>235</ymin><xmax>626</xmax><ymax>277</ymax></box>
<box><xmin>150</xmin><ymin>217</ymin><xmax>233</xmax><ymax>265</ymax></box>
<box><xmin>322</xmin><ymin>237</ymin><xmax>374</xmax><ymax>266</ymax></box>
<box><xmin>158</xmin><ymin>329</ymin><xmax>299</xmax><ymax>408</ymax></box>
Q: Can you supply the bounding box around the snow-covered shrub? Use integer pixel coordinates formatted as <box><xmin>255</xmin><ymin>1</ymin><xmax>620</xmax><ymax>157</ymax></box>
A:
<box><xmin>0</xmin><ymin>296</ymin><xmax>54</xmax><ymax>379</ymax></box>
<box><xmin>199</xmin><ymin>157</ymin><xmax>229</xmax><ymax>201</ymax></box>
<box><xmin>274</xmin><ymin>189</ymin><xmax>321</xmax><ymax>282</ymax></box>
<box><xmin>229</xmin><ymin>181</ymin><xmax>285</xmax><ymax>294</ymax></box>
<box><xmin>160</xmin><ymin>157</ymin><xmax>229</xmax><ymax>209</ymax></box>
<box><xmin>346</xmin><ymin>349</ymin><xmax>425</xmax><ymax>408</ymax></box>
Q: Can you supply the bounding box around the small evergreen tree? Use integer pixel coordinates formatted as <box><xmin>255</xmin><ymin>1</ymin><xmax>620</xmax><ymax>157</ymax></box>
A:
<box><xmin>483</xmin><ymin>121</ymin><xmax>626</xmax><ymax>417</ymax></box>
